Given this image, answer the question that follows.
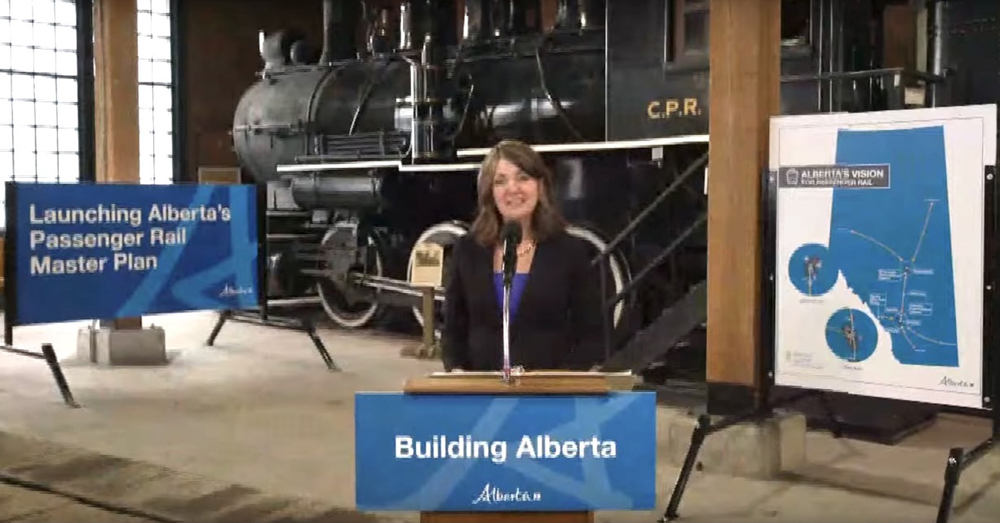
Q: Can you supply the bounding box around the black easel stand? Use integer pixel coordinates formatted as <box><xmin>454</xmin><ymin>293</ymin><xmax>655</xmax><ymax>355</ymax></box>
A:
<box><xmin>207</xmin><ymin>184</ymin><xmax>338</xmax><ymax>370</ymax></box>
<box><xmin>1</xmin><ymin>185</ymin><xmax>78</xmax><ymax>407</ymax></box>
<box><xmin>205</xmin><ymin>307</ymin><xmax>339</xmax><ymax>371</ymax></box>
<box><xmin>658</xmin><ymin>388</ymin><xmax>842</xmax><ymax>522</ymax></box>
<box><xmin>935</xmin><ymin>414</ymin><xmax>999</xmax><ymax>523</ymax></box>
<box><xmin>0</xmin><ymin>343</ymin><xmax>79</xmax><ymax>408</ymax></box>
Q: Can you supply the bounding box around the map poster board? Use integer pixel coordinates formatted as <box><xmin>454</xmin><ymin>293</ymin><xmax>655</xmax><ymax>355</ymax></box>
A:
<box><xmin>3</xmin><ymin>182</ymin><xmax>262</xmax><ymax>328</ymax></box>
<box><xmin>768</xmin><ymin>104</ymin><xmax>997</xmax><ymax>410</ymax></box>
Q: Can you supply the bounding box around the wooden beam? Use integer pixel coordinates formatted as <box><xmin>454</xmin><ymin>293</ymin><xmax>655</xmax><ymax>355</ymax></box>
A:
<box><xmin>93</xmin><ymin>0</ymin><xmax>142</xmax><ymax>329</ymax></box>
<box><xmin>94</xmin><ymin>0</ymin><xmax>139</xmax><ymax>184</ymax></box>
<box><xmin>705</xmin><ymin>0</ymin><xmax>781</xmax><ymax>413</ymax></box>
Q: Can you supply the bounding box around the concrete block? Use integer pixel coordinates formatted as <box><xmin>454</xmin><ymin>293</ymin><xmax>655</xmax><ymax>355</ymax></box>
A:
<box><xmin>78</xmin><ymin>325</ymin><xmax>169</xmax><ymax>366</ymax></box>
<box><xmin>76</xmin><ymin>326</ymin><xmax>96</xmax><ymax>363</ymax></box>
<box><xmin>659</xmin><ymin>406</ymin><xmax>807</xmax><ymax>479</ymax></box>
<box><xmin>778</xmin><ymin>409</ymin><xmax>808</xmax><ymax>473</ymax></box>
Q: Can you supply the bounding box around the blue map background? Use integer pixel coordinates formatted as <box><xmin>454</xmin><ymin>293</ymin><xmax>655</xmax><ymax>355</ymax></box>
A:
<box><xmin>354</xmin><ymin>391</ymin><xmax>657</xmax><ymax>512</ymax></box>
<box><xmin>14</xmin><ymin>183</ymin><xmax>260</xmax><ymax>325</ymax></box>
<box><xmin>824</xmin><ymin>126</ymin><xmax>959</xmax><ymax>367</ymax></box>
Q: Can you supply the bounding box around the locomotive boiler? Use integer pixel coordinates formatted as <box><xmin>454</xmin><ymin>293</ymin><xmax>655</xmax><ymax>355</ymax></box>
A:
<box><xmin>230</xmin><ymin>0</ymin><xmax>965</xmax><ymax>405</ymax></box>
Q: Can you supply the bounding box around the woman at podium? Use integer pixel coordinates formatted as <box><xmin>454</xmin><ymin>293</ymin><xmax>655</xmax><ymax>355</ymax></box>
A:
<box><xmin>441</xmin><ymin>139</ymin><xmax>606</xmax><ymax>372</ymax></box>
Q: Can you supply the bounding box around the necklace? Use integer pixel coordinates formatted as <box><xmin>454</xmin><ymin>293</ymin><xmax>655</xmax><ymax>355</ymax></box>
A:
<box><xmin>496</xmin><ymin>240</ymin><xmax>535</xmax><ymax>261</ymax></box>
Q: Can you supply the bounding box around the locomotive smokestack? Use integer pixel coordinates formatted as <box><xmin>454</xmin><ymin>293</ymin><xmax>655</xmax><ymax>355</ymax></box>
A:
<box><xmin>319</xmin><ymin>0</ymin><xmax>360</xmax><ymax>63</ymax></box>
<box><xmin>319</xmin><ymin>0</ymin><xmax>335</xmax><ymax>62</ymax></box>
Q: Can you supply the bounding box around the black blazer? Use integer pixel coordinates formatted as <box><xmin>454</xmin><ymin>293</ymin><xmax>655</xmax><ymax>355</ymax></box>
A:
<box><xmin>441</xmin><ymin>229</ymin><xmax>607</xmax><ymax>371</ymax></box>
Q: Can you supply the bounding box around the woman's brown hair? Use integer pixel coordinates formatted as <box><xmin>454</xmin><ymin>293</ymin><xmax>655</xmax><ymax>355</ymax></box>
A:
<box><xmin>469</xmin><ymin>139</ymin><xmax>567</xmax><ymax>247</ymax></box>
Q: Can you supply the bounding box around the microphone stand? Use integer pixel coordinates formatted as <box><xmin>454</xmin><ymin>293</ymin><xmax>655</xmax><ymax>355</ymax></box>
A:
<box><xmin>499</xmin><ymin>222</ymin><xmax>521</xmax><ymax>385</ymax></box>
<box><xmin>501</xmin><ymin>242</ymin><xmax>514</xmax><ymax>384</ymax></box>
<box><xmin>501</xmin><ymin>277</ymin><xmax>512</xmax><ymax>384</ymax></box>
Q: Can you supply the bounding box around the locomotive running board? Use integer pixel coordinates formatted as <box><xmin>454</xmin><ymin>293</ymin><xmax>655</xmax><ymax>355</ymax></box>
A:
<box><xmin>456</xmin><ymin>134</ymin><xmax>710</xmax><ymax>158</ymax></box>
<box><xmin>275</xmin><ymin>134</ymin><xmax>710</xmax><ymax>173</ymax></box>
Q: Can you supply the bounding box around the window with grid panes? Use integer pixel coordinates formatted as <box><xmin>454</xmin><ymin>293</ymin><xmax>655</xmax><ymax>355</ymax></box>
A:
<box><xmin>0</xmin><ymin>0</ymin><xmax>80</xmax><ymax>228</ymax></box>
<box><xmin>137</xmin><ymin>0</ymin><xmax>173</xmax><ymax>185</ymax></box>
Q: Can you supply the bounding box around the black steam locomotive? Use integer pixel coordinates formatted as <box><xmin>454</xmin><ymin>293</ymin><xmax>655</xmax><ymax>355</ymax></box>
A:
<box><xmin>230</xmin><ymin>0</ymin><xmax>996</xmax><ymax>387</ymax></box>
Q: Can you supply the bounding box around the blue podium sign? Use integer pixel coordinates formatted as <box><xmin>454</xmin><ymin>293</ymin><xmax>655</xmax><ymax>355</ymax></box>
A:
<box><xmin>8</xmin><ymin>182</ymin><xmax>260</xmax><ymax>325</ymax></box>
<box><xmin>354</xmin><ymin>391</ymin><xmax>657</xmax><ymax>512</ymax></box>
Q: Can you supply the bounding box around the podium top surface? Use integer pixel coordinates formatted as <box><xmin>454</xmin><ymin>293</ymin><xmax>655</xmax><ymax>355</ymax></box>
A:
<box><xmin>402</xmin><ymin>371</ymin><xmax>636</xmax><ymax>395</ymax></box>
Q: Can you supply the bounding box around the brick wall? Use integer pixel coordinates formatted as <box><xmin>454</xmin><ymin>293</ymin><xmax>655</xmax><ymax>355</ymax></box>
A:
<box><xmin>178</xmin><ymin>0</ymin><xmax>323</xmax><ymax>181</ymax></box>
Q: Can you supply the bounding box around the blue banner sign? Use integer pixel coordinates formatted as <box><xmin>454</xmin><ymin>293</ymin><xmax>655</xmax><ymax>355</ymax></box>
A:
<box><xmin>354</xmin><ymin>391</ymin><xmax>657</xmax><ymax>512</ymax></box>
<box><xmin>9</xmin><ymin>182</ymin><xmax>260</xmax><ymax>325</ymax></box>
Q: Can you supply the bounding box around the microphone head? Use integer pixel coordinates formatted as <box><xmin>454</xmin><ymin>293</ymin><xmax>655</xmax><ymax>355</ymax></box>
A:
<box><xmin>500</xmin><ymin>221</ymin><xmax>522</xmax><ymax>246</ymax></box>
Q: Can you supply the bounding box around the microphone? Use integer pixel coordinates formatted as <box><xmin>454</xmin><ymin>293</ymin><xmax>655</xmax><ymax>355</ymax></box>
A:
<box><xmin>499</xmin><ymin>221</ymin><xmax>522</xmax><ymax>384</ymax></box>
<box><xmin>500</xmin><ymin>221</ymin><xmax>522</xmax><ymax>287</ymax></box>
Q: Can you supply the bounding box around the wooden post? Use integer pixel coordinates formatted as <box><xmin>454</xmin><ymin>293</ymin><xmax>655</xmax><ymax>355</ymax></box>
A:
<box><xmin>417</xmin><ymin>287</ymin><xmax>439</xmax><ymax>358</ymax></box>
<box><xmin>403</xmin><ymin>242</ymin><xmax>445</xmax><ymax>360</ymax></box>
<box><xmin>400</xmin><ymin>287</ymin><xmax>440</xmax><ymax>359</ymax></box>
<box><xmin>93</xmin><ymin>0</ymin><xmax>142</xmax><ymax>330</ymax></box>
<box><xmin>705</xmin><ymin>0</ymin><xmax>781</xmax><ymax>414</ymax></box>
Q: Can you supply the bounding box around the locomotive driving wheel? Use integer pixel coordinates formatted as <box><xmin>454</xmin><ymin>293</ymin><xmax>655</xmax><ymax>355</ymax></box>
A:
<box><xmin>317</xmin><ymin>227</ymin><xmax>386</xmax><ymax>329</ymax></box>
<box><xmin>565</xmin><ymin>224</ymin><xmax>631</xmax><ymax>329</ymax></box>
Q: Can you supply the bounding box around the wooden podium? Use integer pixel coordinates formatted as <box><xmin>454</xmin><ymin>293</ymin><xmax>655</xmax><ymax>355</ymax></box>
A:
<box><xmin>402</xmin><ymin>370</ymin><xmax>636</xmax><ymax>523</ymax></box>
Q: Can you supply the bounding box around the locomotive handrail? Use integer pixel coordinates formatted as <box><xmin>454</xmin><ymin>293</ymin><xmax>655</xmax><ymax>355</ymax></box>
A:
<box><xmin>591</xmin><ymin>151</ymin><xmax>708</xmax><ymax>268</ymax></box>
<box><xmin>603</xmin><ymin>212</ymin><xmax>707</xmax><ymax>313</ymax></box>
<box><xmin>779</xmin><ymin>66</ymin><xmax>945</xmax><ymax>85</ymax></box>
<box><xmin>232</xmin><ymin>122</ymin><xmax>304</xmax><ymax>133</ymax></box>
<box><xmin>779</xmin><ymin>66</ymin><xmax>945</xmax><ymax>114</ymax></box>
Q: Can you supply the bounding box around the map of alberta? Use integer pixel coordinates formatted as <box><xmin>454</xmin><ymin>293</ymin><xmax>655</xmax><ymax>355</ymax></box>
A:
<box><xmin>827</xmin><ymin>125</ymin><xmax>959</xmax><ymax>368</ymax></box>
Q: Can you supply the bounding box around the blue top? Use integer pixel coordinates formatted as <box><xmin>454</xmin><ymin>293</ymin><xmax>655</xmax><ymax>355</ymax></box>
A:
<box><xmin>493</xmin><ymin>272</ymin><xmax>529</xmax><ymax>320</ymax></box>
